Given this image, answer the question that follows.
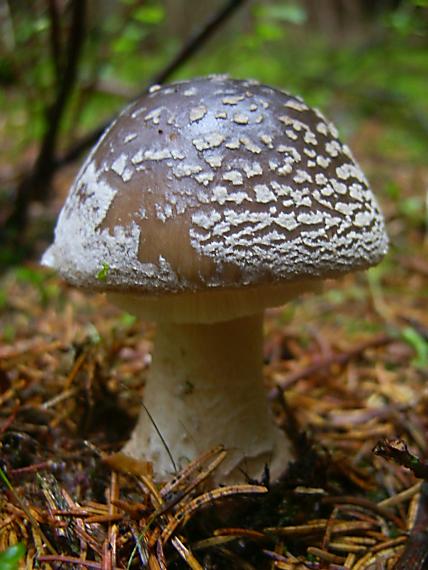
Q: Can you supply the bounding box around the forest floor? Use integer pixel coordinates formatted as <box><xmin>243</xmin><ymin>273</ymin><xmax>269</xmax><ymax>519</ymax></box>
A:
<box><xmin>0</xmin><ymin>118</ymin><xmax>428</xmax><ymax>569</ymax></box>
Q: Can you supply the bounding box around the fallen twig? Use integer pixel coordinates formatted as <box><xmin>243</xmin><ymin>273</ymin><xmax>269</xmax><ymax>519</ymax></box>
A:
<box><xmin>373</xmin><ymin>438</ymin><xmax>428</xmax><ymax>479</ymax></box>
<box><xmin>269</xmin><ymin>334</ymin><xmax>393</xmax><ymax>393</ymax></box>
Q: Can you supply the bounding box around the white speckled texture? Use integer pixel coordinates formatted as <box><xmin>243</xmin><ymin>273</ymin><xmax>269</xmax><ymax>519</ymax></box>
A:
<box><xmin>43</xmin><ymin>75</ymin><xmax>388</xmax><ymax>295</ymax></box>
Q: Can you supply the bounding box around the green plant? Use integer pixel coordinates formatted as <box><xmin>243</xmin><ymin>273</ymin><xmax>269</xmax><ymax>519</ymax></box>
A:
<box><xmin>401</xmin><ymin>326</ymin><xmax>428</xmax><ymax>368</ymax></box>
<box><xmin>0</xmin><ymin>544</ymin><xmax>25</xmax><ymax>570</ymax></box>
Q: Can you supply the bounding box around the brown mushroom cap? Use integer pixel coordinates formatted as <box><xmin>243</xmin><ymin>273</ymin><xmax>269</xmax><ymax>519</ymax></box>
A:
<box><xmin>43</xmin><ymin>76</ymin><xmax>388</xmax><ymax>320</ymax></box>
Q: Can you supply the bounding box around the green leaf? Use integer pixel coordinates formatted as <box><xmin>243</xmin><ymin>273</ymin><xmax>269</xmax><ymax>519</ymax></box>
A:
<box><xmin>261</xmin><ymin>3</ymin><xmax>307</xmax><ymax>25</ymax></box>
<box><xmin>255</xmin><ymin>22</ymin><xmax>283</xmax><ymax>42</ymax></box>
<box><xmin>401</xmin><ymin>326</ymin><xmax>428</xmax><ymax>368</ymax></box>
<box><xmin>0</xmin><ymin>544</ymin><xmax>25</xmax><ymax>569</ymax></box>
<box><xmin>133</xmin><ymin>5</ymin><xmax>165</xmax><ymax>25</ymax></box>
<box><xmin>120</xmin><ymin>312</ymin><xmax>137</xmax><ymax>327</ymax></box>
<box><xmin>112</xmin><ymin>23</ymin><xmax>146</xmax><ymax>55</ymax></box>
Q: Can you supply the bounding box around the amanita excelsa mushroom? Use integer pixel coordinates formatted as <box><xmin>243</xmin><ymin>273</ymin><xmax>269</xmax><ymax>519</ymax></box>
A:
<box><xmin>42</xmin><ymin>76</ymin><xmax>388</xmax><ymax>482</ymax></box>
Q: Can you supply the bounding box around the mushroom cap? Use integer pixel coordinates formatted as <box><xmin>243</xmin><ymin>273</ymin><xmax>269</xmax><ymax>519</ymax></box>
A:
<box><xmin>43</xmin><ymin>76</ymin><xmax>388</xmax><ymax>321</ymax></box>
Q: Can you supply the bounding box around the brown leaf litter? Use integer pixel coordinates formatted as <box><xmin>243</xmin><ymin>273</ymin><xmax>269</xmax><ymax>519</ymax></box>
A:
<box><xmin>0</xmin><ymin>158</ymin><xmax>427</xmax><ymax>568</ymax></box>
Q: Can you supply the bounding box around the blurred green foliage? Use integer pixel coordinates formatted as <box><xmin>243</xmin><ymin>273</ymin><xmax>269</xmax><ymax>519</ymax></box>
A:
<box><xmin>0</xmin><ymin>544</ymin><xmax>25</xmax><ymax>570</ymax></box>
<box><xmin>14</xmin><ymin>265</ymin><xmax>59</xmax><ymax>306</ymax></box>
<box><xmin>0</xmin><ymin>0</ymin><xmax>427</xmax><ymax>171</ymax></box>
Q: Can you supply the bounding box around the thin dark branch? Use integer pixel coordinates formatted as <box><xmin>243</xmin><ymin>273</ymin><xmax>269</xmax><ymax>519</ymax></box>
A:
<box><xmin>152</xmin><ymin>0</ymin><xmax>246</xmax><ymax>85</ymax></box>
<box><xmin>33</xmin><ymin>0</ymin><xmax>86</xmax><ymax>194</ymax></box>
<box><xmin>4</xmin><ymin>0</ymin><xmax>86</xmax><ymax>234</ymax></box>
<box><xmin>373</xmin><ymin>438</ymin><xmax>428</xmax><ymax>480</ymax></box>
<box><xmin>0</xmin><ymin>0</ymin><xmax>87</xmax><ymax>237</ymax></box>
<box><xmin>47</xmin><ymin>0</ymin><xmax>63</xmax><ymax>83</ymax></box>
<box><xmin>55</xmin><ymin>0</ymin><xmax>248</xmax><ymax>169</ymax></box>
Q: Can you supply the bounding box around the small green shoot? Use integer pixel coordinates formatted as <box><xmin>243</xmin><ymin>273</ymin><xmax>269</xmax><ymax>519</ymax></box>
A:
<box><xmin>0</xmin><ymin>464</ymin><xmax>14</xmax><ymax>493</ymax></box>
<box><xmin>401</xmin><ymin>326</ymin><xmax>428</xmax><ymax>368</ymax></box>
<box><xmin>0</xmin><ymin>466</ymin><xmax>56</xmax><ymax>555</ymax></box>
<box><xmin>96</xmin><ymin>262</ymin><xmax>110</xmax><ymax>281</ymax></box>
<box><xmin>120</xmin><ymin>312</ymin><xmax>137</xmax><ymax>327</ymax></box>
<box><xmin>86</xmin><ymin>323</ymin><xmax>102</xmax><ymax>344</ymax></box>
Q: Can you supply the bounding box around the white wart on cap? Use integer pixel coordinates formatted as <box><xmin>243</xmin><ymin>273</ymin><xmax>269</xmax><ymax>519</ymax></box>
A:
<box><xmin>43</xmin><ymin>75</ymin><xmax>388</xmax><ymax>323</ymax></box>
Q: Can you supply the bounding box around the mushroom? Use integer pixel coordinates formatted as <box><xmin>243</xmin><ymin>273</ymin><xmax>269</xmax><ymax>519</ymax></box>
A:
<box><xmin>42</xmin><ymin>76</ymin><xmax>388</xmax><ymax>482</ymax></box>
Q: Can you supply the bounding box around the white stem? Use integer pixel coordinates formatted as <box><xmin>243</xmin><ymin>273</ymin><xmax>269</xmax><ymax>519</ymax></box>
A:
<box><xmin>124</xmin><ymin>313</ymin><xmax>292</xmax><ymax>482</ymax></box>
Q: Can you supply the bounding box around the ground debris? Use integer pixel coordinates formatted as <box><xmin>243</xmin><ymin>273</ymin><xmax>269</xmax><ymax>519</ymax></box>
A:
<box><xmin>1</xmin><ymin>181</ymin><xmax>428</xmax><ymax>568</ymax></box>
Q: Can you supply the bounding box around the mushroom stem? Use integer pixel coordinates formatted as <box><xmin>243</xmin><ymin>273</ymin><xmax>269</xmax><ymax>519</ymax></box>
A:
<box><xmin>123</xmin><ymin>313</ymin><xmax>292</xmax><ymax>482</ymax></box>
